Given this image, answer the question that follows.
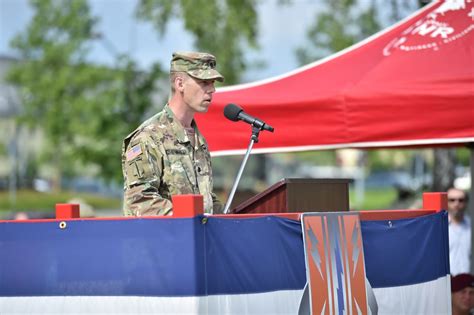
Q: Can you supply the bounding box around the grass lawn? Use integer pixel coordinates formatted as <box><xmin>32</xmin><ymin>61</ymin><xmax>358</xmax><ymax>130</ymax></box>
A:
<box><xmin>349</xmin><ymin>187</ymin><xmax>398</xmax><ymax>210</ymax></box>
<box><xmin>1</xmin><ymin>187</ymin><xmax>399</xmax><ymax>217</ymax></box>
<box><xmin>0</xmin><ymin>189</ymin><xmax>121</xmax><ymax>214</ymax></box>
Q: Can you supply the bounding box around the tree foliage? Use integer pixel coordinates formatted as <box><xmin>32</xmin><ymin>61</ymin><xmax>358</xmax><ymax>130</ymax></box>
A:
<box><xmin>296</xmin><ymin>0</ymin><xmax>381</xmax><ymax>64</ymax></box>
<box><xmin>7</xmin><ymin>0</ymin><xmax>164</xmax><ymax>186</ymax></box>
<box><xmin>136</xmin><ymin>0</ymin><xmax>259</xmax><ymax>84</ymax></box>
<box><xmin>295</xmin><ymin>0</ymin><xmax>422</xmax><ymax>65</ymax></box>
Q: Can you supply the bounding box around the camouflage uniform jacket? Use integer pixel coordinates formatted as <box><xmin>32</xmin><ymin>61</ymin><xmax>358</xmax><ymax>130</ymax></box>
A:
<box><xmin>122</xmin><ymin>105</ymin><xmax>222</xmax><ymax>216</ymax></box>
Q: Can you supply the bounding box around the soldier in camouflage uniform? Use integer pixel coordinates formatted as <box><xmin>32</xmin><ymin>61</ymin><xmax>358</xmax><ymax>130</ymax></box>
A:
<box><xmin>121</xmin><ymin>51</ymin><xmax>224</xmax><ymax>216</ymax></box>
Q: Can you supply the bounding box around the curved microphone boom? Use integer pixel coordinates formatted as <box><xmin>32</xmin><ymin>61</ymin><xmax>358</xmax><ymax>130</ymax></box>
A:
<box><xmin>224</xmin><ymin>103</ymin><xmax>274</xmax><ymax>132</ymax></box>
<box><xmin>222</xmin><ymin>103</ymin><xmax>274</xmax><ymax>214</ymax></box>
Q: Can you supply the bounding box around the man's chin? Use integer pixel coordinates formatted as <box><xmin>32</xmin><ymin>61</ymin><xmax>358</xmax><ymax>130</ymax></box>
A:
<box><xmin>196</xmin><ymin>106</ymin><xmax>209</xmax><ymax>113</ymax></box>
<box><xmin>199</xmin><ymin>102</ymin><xmax>211</xmax><ymax>112</ymax></box>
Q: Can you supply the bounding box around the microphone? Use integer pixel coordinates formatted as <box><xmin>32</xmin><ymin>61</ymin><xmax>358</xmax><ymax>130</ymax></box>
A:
<box><xmin>223</xmin><ymin>104</ymin><xmax>274</xmax><ymax>132</ymax></box>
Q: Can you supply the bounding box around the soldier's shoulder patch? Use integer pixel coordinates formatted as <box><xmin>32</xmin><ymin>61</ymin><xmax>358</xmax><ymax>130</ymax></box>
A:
<box><xmin>126</xmin><ymin>144</ymin><xmax>143</xmax><ymax>161</ymax></box>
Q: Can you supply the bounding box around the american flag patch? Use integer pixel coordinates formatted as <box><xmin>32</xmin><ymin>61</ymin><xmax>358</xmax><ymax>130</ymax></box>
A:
<box><xmin>126</xmin><ymin>145</ymin><xmax>142</xmax><ymax>161</ymax></box>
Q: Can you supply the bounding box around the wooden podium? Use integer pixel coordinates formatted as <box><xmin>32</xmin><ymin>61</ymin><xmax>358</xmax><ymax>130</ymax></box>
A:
<box><xmin>231</xmin><ymin>178</ymin><xmax>351</xmax><ymax>214</ymax></box>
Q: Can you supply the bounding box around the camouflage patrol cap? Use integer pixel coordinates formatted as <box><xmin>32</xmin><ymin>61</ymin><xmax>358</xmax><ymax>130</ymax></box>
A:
<box><xmin>170</xmin><ymin>51</ymin><xmax>224</xmax><ymax>82</ymax></box>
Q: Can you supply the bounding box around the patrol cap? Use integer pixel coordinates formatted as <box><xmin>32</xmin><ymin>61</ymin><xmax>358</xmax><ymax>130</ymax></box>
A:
<box><xmin>170</xmin><ymin>51</ymin><xmax>224</xmax><ymax>82</ymax></box>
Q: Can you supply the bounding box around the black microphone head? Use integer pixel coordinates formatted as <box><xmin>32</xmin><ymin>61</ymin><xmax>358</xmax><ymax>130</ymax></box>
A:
<box><xmin>223</xmin><ymin>103</ymin><xmax>242</xmax><ymax>122</ymax></box>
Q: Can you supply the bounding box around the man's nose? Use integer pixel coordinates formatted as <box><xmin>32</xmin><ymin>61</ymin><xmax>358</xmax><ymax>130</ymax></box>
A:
<box><xmin>208</xmin><ymin>84</ymin><xmax>215</xmax><ymax>93</ymax></box>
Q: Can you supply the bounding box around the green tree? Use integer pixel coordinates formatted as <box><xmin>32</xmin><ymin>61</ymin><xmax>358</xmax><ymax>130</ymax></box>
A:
<box><xmin>7</xmin><ymin>0</ymin><xmax>164</xmax><ymax>187</ymax></box>
<box><xmin>136</xmin><ymin>0</ymin><xmax>259</xmax><ymax>84</ymax></box>
<box><xmin>7</xmin><ymin>0</ymin><xmax>98</xmax><ymax>189</ymax></box>
<box><xmin>296</xmin><ymin>0</ymin><xmax>381</xmax><ymax>65</ymax></box>
<box><xmin>296</xmin><ymin>0</ymin><xmax>423</xmax><ymax>65</ymax></box>
<box><xmin>71</xmin><ymin>58</ymin><xmax>164</xmax><ymax>183</ymax></box>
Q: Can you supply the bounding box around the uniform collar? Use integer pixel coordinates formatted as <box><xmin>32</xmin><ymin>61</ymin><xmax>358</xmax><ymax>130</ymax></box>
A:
<box><xmin>448</xmin><ymin>213</ymin><xmax>469</xmax><ymax>226</ymax></box>
<box><xmin>164</xmin><ymin>104</ymin><xmax>205</xmax><ymax>147</ymax></box>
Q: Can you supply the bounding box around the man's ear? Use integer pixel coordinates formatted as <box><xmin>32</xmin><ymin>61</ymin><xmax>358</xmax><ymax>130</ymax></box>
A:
<box><xmin>175</xmin><ymin>76</ymin><xmax>185</xmax><ymax>92</ymax></box>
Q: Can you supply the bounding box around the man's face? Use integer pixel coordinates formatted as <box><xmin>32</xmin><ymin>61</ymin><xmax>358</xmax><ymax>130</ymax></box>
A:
<box><xmin>182</xmin><ymin>76</ymin><xmax>216</xmax><ymax>113</ymax></box>
<box><xmin>447</xmin><ymin>188</ymin><xmax>467</xmax><ymax>219</ymax></box>
<box><xmin>452</xmin><ymin>287</ymin><xmax>474</xmax><ymax>313</ymax></box>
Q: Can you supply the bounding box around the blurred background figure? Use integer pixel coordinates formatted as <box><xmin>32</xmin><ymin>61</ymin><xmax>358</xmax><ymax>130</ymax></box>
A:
<box><xmin>13</xmin><ymin>211</ymin><xmax>29</xmax><ymax>220</ymax></box>
<box><xmin>3</xmin><ymin>210</ymin><xmax>54</xmax><ymax>220</ymax></box>
<box><xmin>67</xmin><ymin>198</ymin><xmax>95</xmax><ymax>218</ymax></box>
<box><xmin>451</xmin><ymin>273</ymin><xmax>474</xmax><ymax>315</ymax></box>
<box><xmin>448</xmin><ymin>187</ymin><xmax>471</xmax><ymax>275</ymax></box>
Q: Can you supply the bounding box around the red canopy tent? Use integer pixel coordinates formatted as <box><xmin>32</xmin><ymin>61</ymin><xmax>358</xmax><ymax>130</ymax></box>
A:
<box><xmin>195</xmin><ymin>0</ymin><xmax>474</xmax><ymax>156</ymax></box>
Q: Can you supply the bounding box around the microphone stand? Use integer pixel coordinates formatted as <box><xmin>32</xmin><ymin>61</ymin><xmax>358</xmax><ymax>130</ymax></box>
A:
<box><xmin>223</xmin><ymin>125</ymin><xmax>262</xmax><ymax>214</ymax></box>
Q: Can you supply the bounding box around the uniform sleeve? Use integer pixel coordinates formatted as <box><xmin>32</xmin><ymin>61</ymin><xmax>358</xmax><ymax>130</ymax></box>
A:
<box><xmin>122</xmin><ymin>132</ymin><xmax>172</xmax><ymax>216</ymax></box>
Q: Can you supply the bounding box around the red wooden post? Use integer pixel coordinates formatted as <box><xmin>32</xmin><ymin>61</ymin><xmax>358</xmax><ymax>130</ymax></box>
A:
<box><xmin>56</xmin><ymin>204</ymin><xmax>80</xmax><ymax>219</ymax></box>
<box><xmin>422</xmin><ymin>192</ymin><xmax>447</xmax><ymax>212</ymax></box>
<box><xmin>172</xmin><ymin>195</ymin><xmax>204</xmax><ymax>218</ymax></box>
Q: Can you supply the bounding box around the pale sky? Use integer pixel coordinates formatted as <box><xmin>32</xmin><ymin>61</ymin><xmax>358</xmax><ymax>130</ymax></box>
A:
<box><xmin>0</xmin><ymin>0</ymin><xmax>324</xmax><ymax>83</ymax></box>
